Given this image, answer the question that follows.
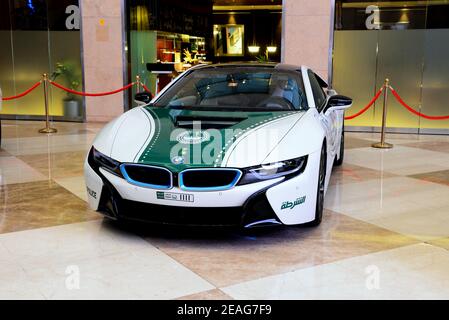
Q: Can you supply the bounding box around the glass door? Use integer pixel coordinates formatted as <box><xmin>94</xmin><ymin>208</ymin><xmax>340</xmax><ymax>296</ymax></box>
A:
<box><xmin>333</xmin><ymin>0</ymin><xmax>449</xmax><ymax>134</ymax></box>
<box><xmin>0</xmin><ymin>0</ymin><xmax>83</xmax><ymax>121</ymax></box>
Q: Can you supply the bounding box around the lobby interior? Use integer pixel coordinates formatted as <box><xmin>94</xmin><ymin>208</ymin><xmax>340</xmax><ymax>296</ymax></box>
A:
<box><xmin>1</xmin><ymin>0</ymin><xmax>449</xmax><ymax>300</ymax></box>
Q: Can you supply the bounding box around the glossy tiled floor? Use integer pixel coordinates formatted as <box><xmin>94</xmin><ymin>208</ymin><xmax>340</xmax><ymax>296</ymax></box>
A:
<box><xmin>1</xmin><ymin>120</ymin><xmax>449</xmax><ymax>299</ymax></box>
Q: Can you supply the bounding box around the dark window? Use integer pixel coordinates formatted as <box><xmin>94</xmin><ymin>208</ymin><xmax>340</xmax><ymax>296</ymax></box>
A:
<box><xmin>335</xmin><ymin>0</ymin><xmax>449</xmax><ymax>30</ymax></box>
<box><xmin>308</xmin><ymin>70</ymin><xmax>327</xmax><ymax>112</ymax></box>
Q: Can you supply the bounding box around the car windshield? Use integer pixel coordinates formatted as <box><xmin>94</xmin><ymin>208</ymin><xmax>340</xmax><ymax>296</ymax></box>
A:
<box><xmin>153</xmin><ymin>67</ymin><xmax>308</xmax><ymax>111</ymax></box>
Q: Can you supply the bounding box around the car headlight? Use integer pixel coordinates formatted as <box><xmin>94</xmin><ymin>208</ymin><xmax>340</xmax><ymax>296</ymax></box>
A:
<box><xmin>238</xmin><ymin>155</ymin><xmax>308</xmax><ymax>185</ymax></box>
<box><xmin>88</xmin><ymin>147</ymin><xmax>122</xmax><ymax>177</ymax></box>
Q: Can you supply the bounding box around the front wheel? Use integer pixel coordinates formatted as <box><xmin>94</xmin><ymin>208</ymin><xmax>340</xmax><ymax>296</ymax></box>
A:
<box><xmin>302</xmin><ymin>142</ymin><xmax>326</xmax><ymax>227</ymax></box>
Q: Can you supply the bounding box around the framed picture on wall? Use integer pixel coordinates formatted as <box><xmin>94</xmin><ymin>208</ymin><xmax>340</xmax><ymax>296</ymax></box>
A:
<box><xmin>213</xmin><ymin>24</ymin><xmax>244</xmax><ymax>56</ymax></box>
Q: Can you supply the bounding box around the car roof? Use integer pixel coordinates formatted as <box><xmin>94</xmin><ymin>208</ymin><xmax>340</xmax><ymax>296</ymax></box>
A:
<box><xmin>194</xmin><ymin>62</ymin><xmax>303</xmax><ymax>72</ymax></box>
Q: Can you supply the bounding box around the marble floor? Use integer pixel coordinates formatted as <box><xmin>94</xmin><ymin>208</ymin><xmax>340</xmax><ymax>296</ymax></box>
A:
<box><xmin>1</xmin><ymin>120</ymin><xmax>449</xmax><ymax>299</ymax></box>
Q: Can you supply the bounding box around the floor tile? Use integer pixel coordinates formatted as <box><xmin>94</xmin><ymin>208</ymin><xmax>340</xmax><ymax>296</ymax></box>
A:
<box><xmin>143</xmin><ymin>210</ymin><xmax>416</xmax><ymax>287</ymax></box>
<box><xmin>325</xmin><ymin>176</ymin><xmax>449</xmax><ymax>218</ymax></box>
<box><xmin>345</xmin><ymin>136</ymin><xmax>373</xmax><ymax>149</ymax></box>
<box><xmin>403</xmin><ymin>141</ymin><xmax>449</xmax><ymax>154</ymax></box>
<box><xmin>329</xmin><ymin>163</ymin><xmax>396</xmax><ymax>186</ymax></box>
<box><xmin>17</xmin><ymin>151</ymin><xmax>87</xmax><ymax>179</ymax></box>
<box><xmin>346</xmin><ymin>132</ymin><xmax>449</xmax><ymax>145</ymax></box>
<box><xmin>1</xmin><ymin>133</ymin><xmax>96</xmax><ymax>156</ymax></box>
<box><xmin>0</xmin><ymin>220</ymin><xmax>143</xmax><ymax>270</ymax></box>
<box><xmin>177</xmin><ymin>289</ymin><xmax>233</xmax><ymax>300</ymax></box>
<box><xmin>0</xmin><ymin>259</ymin><xmax>45</xmax><ymax>299</ymax></box>
<box><xmin>410</xmin><ymin>169</ymin><xmax>449</xmax><ymax>187</ymax></box>
<box><xmin>53</xmin><ymin>176</ymin><xmax>87</xmax><ymax>201</ymax></box>
<box><xmin>325</xmin><ymin>177</ymin><xmax>449</xmax><ymax>240</ymax></box>
<box><xmin>0</xmin><ymin>156</ymin><xmax>48</xmax><ymax>185</ymax></box>
<box><xmin>0</xmin><ymin>181</ymin><xmax>99</xmax><ymax>234</ymax></box>
<box><xmin>0</xmin><ymin>220</ymin><xmax>213</xmax><ymax>299</ymax></box>
<box><xmin>1</xmin><ymin>120</ymin><xmax>99</xmax><ymax>139</ymax></box>
<box><xmin>222</xmin><ymin>244</ymin><xmax>449</xmax><ymax>299</ymax></box>
<box><xmin>0</xmin><ymin>242</ymin><xmax>12</xmax><ymax>263</ymax></box>
<box><xmin>344</xmin><ymin>145</ymin><xmax>449</xmax><ymax>175</ymax></box>
<box><xmin>427</xmin><ymin>237</ymin><xmax>449</xmax><ymax>251</ymax></box>
<box><xmin>369</xmin><ymin>206</ymin><xmax>449</xmax><ymax>241</ymax></box>
<box><xmin>24</xmin><ymin>248</ymin><xmax>214</xmax><ymax>300</ymax></box>
<box><xmin>0</xmin><ymin>148</ymin><xmax>11</xmax><ymax>157</ymax></box>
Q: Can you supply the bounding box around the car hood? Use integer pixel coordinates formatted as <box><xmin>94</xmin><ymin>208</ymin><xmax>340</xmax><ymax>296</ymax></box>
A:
<box><xmin>107</xmin><ymin>106</ymin><xmax>306</xmax><ymax>172</ymax></box>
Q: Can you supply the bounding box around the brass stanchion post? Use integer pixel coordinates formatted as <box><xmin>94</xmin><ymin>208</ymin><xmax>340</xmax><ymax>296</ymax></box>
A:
<box><xmin>372</xmin><ymin>78</ymin><xmax>393</xmax><ymax>149</ymax></box>
<box><xmin>38</xmin><ymin>73</ymin><xmax>57</xmax><ymax>134</ymax></box>
<box><xmin>136</xmin><ymin>75</ymin><xmax>141</xmax><ymax>93</ymax></box>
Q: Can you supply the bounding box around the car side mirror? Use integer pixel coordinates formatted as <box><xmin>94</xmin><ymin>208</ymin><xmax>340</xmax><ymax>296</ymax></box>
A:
<box><xmin>134</xmin><ymin>92</ymin><xmax>152</xmax><ymax>106</ymax></box>
<box><xmin>324</xmin><ymin>95</ymin><xmax>352</xmax><ymax>115</ymax></box>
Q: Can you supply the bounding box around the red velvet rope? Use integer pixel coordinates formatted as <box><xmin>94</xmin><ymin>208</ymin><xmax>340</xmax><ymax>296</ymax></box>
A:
<box><xmin>7</xmin><ymin>79</ymin><xmax>448</xmax><ymax>122</ymax></box>
<box><xmin>141</xmin><ymin>82</ymin><xmax>154</xmax><ymax>98</ymax></box>
<box><xmin>1</xmin><ymin>81</ymin><xmax>42</xmax><ymax>101</ymax></box>
<box><xmin>344</xmin><ymin>86</ymin><xmax>384</xmax><ymax>120</ymax></box>
<box><xmin>390</xmin><ymin>87</ymin><xmax>449</xmax><ymax>120</ymax></box>
<box><xmin>50</xmin><ymin>81</ymin><xmax>136</xmax><ymax>97</ymax></box>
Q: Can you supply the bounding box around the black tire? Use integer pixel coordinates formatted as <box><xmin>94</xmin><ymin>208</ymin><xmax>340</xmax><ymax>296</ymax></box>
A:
<box><xmin>302</xmin><ymin>142</ymin><xmax>326</xmax><ymax>227</ymax></box>
<box><xmin>334</xmin><ymin>130</ymin><xmax>344</xmax><ymax>166</ymax></box>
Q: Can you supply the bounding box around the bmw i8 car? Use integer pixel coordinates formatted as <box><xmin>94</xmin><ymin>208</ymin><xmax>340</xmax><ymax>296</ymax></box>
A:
<box><xmin>84</xmin><ymin>63</ymin><xmax>352</xmax><ymax>228</ymax></box>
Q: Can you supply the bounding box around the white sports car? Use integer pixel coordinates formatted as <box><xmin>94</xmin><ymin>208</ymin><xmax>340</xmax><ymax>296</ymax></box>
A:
<box><xmin>84</xmin><ymin>63</ymin><xmax>351</xmax><ymax>228</ymax></box>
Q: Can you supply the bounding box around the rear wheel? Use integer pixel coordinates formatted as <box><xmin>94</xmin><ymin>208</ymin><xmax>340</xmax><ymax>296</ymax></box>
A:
<box><xmin>303</xmin><ymin>142</ymin><xmax>326</xmax><ymax>227</ymax></box>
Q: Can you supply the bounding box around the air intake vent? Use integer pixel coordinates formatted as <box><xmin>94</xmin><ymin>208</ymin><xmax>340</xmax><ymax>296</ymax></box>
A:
<box><xmin>175</xmin><ymin>116</ymin><xmax>246</xmax><ymax>129</ymax></box>
<box><xmin>179</xmin><ymin>169</ymin><xmax>242</xmax><ymax>191</ymax></box>
<box><xmin>121</xmin><ymin>164</ymin><xmax>172</xmax><ymax>189</ymax></box>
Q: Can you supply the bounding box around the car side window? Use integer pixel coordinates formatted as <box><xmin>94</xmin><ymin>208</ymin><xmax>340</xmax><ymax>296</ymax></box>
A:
<box><xmin>307</xmin><ymin>70</ymin><xmax>327</xmax><ymax>112</ymax></box>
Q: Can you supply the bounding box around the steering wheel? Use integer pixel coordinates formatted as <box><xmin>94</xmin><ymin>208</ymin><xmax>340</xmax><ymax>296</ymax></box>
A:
<box><xmin>255</xmin><ymin>96</ymin><xmax>294</xmax><ymax>110</ymax></box>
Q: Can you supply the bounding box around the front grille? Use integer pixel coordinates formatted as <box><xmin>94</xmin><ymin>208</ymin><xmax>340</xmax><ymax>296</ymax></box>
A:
<box><xmin>120</xmin><ymin>164</ymin><xmax>172</xmax><ymax>189</ymax></box>
<box><xmin>179</xmin><ymin>168</ymin><xmax>242</xmax><ymax>191</ymax></box>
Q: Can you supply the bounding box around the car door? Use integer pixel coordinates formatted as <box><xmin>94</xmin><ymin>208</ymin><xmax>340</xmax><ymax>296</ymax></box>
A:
<box><xmin>307</xmin><ymin>70</ymin><xmax>339</xmax><ymax>163</ymax></box>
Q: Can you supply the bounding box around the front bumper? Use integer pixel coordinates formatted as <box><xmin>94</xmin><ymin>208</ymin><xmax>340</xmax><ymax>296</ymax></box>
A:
<box><xmin>97</xmin><ymin>178</ymin><xmax>280</xmax><ymax>227</ymax></box>
<box><xmin>84</xmin><ymin>148</ymin><xmax>320</xmax><ymax>227</ymax></box>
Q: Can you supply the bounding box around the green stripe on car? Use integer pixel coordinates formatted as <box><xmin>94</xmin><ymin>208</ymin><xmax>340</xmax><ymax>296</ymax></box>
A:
<box><xmin>137</xmin><ymin>107</ymin><xmax>297</xmax><ymax>172</ymax></box>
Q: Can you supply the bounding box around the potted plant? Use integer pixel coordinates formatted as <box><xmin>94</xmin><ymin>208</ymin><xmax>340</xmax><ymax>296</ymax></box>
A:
<box><xmin>255</xmin><ymin>51</ymin><xmax>270</xmax><ymax>63</ymax></box>
<box><xmin>50</xmin><ymin>62</ymin><xmax>83</xmax><ymax>120</ymax></box>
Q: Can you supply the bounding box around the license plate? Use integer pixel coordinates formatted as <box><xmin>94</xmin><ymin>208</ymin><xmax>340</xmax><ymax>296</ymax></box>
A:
<box><xmin>156</xmin><ymin>191</ymin><xmax>194</xmax><ymax>203</ymax></box>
